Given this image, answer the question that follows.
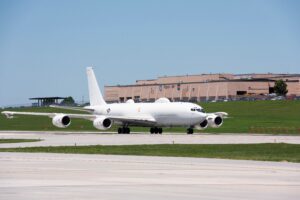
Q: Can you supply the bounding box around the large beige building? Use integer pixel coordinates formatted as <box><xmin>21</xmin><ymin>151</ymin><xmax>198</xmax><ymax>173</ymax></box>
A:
<box><xmin>104</xmin><ymin>73</ymin><xmax>300</xmax><ymax>103</ymax></box>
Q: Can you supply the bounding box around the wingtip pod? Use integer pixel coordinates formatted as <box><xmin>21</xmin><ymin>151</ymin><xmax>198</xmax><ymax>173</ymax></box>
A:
<box><xmin>86</xmin><ymin>67</ymin><xmax>107</xmax><ymax>106</ymax></box>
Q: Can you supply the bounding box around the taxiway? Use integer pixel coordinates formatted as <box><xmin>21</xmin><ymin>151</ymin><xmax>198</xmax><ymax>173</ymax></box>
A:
<box><xmin>0</xmin><ymin>152</ymin><xmax>299</xmax><ymax>200</ymax></box>
<box><xmin>0</xmin><ymin>131</ymin><xmax>300</xmax><ymax>148</ymax></box>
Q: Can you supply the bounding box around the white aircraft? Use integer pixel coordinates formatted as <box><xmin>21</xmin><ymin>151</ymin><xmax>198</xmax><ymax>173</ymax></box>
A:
<box><xmin>2</xmin><ymin>67</ymin><xmax>228</xmax><ymax>134</ymax></box>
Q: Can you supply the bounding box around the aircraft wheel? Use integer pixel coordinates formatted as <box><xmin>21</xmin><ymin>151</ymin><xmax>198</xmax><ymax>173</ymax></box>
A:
<box><xmin>123</xmin><ymin>127</ymin><xmax>130</xmax><ymax>134</ymax></box>
<box><xmin>154</xmin><ymin>127</ymin><xmax>159</xmax><ymax>134</ymax></box>
<box><xmin>118</xmin><ymin>127</ymin><xmax>122</xmax><ymax>134</ymax></box>
<box><xmin>187</xmin><ymin>128</ymin><xmax>194</xmax><ymax>134</ymax></box>
<box><xmin>158</xmin><ymin>128</ymin><xmax>163</xmax><ymax>134</ymax></box>
<box><xmin>150</xmin><ymin>127</ymin><xmax>155</xmax><ymax>134</ymax></box>
<box><xmin>118</xmin><ymin>127</ymin><xmax>130</xmax><ymax>134</ymax></box>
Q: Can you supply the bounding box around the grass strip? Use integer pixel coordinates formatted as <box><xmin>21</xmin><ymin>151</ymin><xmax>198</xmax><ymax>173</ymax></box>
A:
<box><xmin>0</xmin><ymin>143</ymin><xmax>299</xmax><ymax>163</ymax></box>
<box><xmin>1</xmin><ymin>100</ymin><xmax>300</xmax><ymax>134</ymax></box>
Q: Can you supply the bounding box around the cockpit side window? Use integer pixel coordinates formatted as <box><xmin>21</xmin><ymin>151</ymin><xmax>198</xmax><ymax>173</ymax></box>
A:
<box><xmin>191</xmin><ymin>107</ymin><xmax>205</xmax><ymax>113</ymax></box>
<box><xmin>196</xmin><ymin>108</ymin><xmax>205</xmax><ymax>113</ymax></box>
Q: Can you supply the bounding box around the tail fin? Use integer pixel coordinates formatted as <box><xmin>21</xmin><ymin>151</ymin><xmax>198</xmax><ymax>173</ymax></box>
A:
<box><xmin>86</xmin><ymin>67</ymin><xmax>107</xmax><ymax>106</ymax></box>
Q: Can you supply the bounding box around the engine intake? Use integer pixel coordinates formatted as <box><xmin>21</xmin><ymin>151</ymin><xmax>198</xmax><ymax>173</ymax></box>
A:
<box><xmin>195</xmin><ymin>119</ymin><xmax>208</xmax><ymax>130</ymax></box>
<box><xmin>93</xmin><ymin>116</ymin><xmax>112</xmax><ymax>130</ymax></box>
<box><xmin>52</xmin><ymin>114</ymin><xmax>71</xmax><ymax>128</ymax></box>
<box><xmin>207</xmin><ymin>114</ymin><xmax>223</xmax><ymax>128</ymax></box>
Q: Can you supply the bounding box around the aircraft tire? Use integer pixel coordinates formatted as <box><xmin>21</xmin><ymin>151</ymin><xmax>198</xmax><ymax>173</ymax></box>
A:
<box><xmin>187</xmin><ymin>128</ymin><xmax>194</xmax><ymax>134</ymax></box>
<box><xmin>118</xmin><ymin>127</ymin><xmax>130</xmax><ymax>134</ymax></box>
<box><xmin>150</xmin><ymin>128</ymin><xmax>155</xmax><ymax>134</ymax></box>
<box><xmin>158</xmin><ymin>128</ymin><xmax>162</xmax><ymax>134</ymax></box>
<box><xmin>123</xmin><ymin>127</ymin><xmax>129</xmax><ymax>134</ymax></box>
<box><xmin>118</xmin><ymin>128</ymin><xmax>122</xmax><ymax>134</ymax></box>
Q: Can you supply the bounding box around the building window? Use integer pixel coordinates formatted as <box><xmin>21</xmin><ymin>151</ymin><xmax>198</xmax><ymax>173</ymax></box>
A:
<box><xmin>119</xmin><ymin>97</ymin><xmax>124</xmax><ymax>102</ymax></box>
<box><xmin>134</xmin><ymin>96</ymin><xmax>140</xmax><ymax>102</ymax></box>
<box><xmin>236</xmin><ymin>91</ymin><xmax>247</xmax><ymax>95</ymax></box>
<box><xmin>269</xmin><ymin>87</ymin><xmax>274</xmax><ymax>94</ymax></box>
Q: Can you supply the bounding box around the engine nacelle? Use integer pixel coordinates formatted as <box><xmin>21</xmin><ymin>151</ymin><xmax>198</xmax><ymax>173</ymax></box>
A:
<box><xmin>52</xmin><ymin>114</ymin><xmax>71</xmax><ymax>128</ymax></box>
<box><xmin>207</xmin><ymin>114</ymin><xmax>223</xmax><ymax>128</ymax></box>
<box><xmin>195</xmin><ymin>119</ymin><xmax>208</xmax><ymax>130</ymax></box>
<box><xmin>93</xmin><ymin>116</ymin><xmax>112</xmax><ymax>130</ymax></box>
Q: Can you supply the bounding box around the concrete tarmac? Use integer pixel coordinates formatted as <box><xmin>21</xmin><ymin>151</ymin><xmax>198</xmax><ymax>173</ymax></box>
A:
<box><xmin>0</xmin><ymin>131</ymin><xmax>300</xmax><ymax>148</ymax></box>
<box><xmin>0</xmin><ymin>152</ymin><xmax>299</xmax><ymax>200</ymax></box>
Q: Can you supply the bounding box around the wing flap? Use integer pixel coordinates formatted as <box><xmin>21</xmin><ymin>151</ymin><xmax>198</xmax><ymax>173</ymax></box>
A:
<box><xmin>1</xmin><ymin>111</ymin><xmax>156</xmax><ymax>125</ymax></box>
<box><xmin>49</xmin><ymin>105</ymin><xmax>94</xmax><ymax>113</ymax></box>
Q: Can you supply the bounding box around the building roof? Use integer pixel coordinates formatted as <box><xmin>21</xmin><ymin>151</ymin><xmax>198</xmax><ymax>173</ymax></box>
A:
<box><xmin>106</xmin><ymin>73</ymin><xmax>300</xmax><ymax>88</ymax></box>
<box><xmin>29</xmin><ymin>97</ymin><xmax>66</xmax><ymax>100</ymax></box>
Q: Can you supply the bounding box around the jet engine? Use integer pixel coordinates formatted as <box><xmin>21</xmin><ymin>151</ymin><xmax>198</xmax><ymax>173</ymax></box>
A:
<box><xmin>207</xmin><ymin>114</ymin><xmax>223</xmax><ymax>128</ymax></box>
<box><xmin>195</xmin><ymin>119</ymin><xmax>208</xmax><ymax>130</ymax></box>
<box><xmin>93</xmin><ymin>116</ymin><xmax>112</xmax><ymax>130</ymax></box>
<box><xmin>52</xmin><ymin>114</ymin><xmax>71</xmax><ymax>128</ymax></box>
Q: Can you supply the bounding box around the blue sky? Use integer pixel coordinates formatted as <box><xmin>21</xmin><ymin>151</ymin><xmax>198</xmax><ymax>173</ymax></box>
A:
<box><xmin>0</xmin><ymin>0</ymin><xmax>299</xmax><ymax>106</ymax></box>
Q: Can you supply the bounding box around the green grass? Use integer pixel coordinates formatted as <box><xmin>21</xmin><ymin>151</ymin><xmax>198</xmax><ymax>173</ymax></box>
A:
<box><xmin>1</xmin><ymin>143</ymin><xmax>299</xmax><ymax>163</ymax></box>
<box><xmin>0</xmin><ymin>139</ymin><xmax>41</xmax><ymax>143</ymax></box>
<box><xmin>202</xmin><ymin>100</ymin><xmax>300</xmax><ymax>134</ymax></box>
<box><xmin>1</xmin><ymin>100</ymin><xmax>300</xmax><ymax>134</ymax></box>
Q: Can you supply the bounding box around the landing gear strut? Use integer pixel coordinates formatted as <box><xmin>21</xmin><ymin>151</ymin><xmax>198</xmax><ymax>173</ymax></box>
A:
<box><xmin>118</xmin><ymin>127</ymin><xmax>130</xmax><ymax>134</ymax></box>
<box><xmin>187</xmin><ymin>128</ymin><xmax>194</xmax><ymax>134</ymax></box>
<box><xmin>150</xmin><ymin>127</ymin><xmax>163</xmax><ymax>134</ymax></box>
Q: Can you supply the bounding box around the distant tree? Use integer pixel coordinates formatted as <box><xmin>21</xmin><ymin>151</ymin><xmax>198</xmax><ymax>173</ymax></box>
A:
<box><xmin>274</xmin><ymin>79</ymin><xmax>288</xmax><ymax>96</ymax></box>
<box><xmin>61</xmin><ymin>96</ymin><xmax>75</xmax><ymax>105</ymax></box>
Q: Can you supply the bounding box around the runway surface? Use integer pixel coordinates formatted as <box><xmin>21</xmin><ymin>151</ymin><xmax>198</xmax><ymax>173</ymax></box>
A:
<box><xmin>0</xmin><ymin>131</ymin><xmax>300</xmax><ymax>148</ymax></box>
<box><xmin>0</xmin><ymin>152</ymin><xmax>299</xmax><ymax>200</ymax></box>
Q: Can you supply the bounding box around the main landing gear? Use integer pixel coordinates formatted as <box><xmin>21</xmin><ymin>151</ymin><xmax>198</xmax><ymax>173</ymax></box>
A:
<box><xmin>150</xmin><ymin>127</ymin><xmax>163</xmax><ymax>134</ymax></box>
<box><xmin>118</xmin><ymin>127</ymin><xmax>130</xmax><ymax>134</ymax></box>
<box><xmin>187</xmin><ymin>128</ymin><xmax>194</xmax><ymax>134</ymax></box>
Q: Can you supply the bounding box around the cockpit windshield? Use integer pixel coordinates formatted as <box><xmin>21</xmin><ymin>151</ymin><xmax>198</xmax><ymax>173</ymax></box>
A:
<box><xmin>190</xmin><ymin>107</ymin><xmax>205</xmax><ymax>113</ymax></box>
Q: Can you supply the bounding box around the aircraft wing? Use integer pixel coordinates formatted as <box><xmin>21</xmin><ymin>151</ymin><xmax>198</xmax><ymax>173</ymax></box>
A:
<box><xmin>49</xmin><ymin>105</ymin><xmax>94</xmax><ymax>113</ymax></box>
<box><xmin>209</xmin><ymin>112</ymin><xmax>229</xmax><ymax>118</ymax></box>
<box><xmin>1</xmin><ymin>111</ymin><xmax>157</xmax><ymax>125</ymax></box>
<box><xmin>1</xmin><ymin>111</ymin><xmax>96</xmax><ymax>120</ymax></box>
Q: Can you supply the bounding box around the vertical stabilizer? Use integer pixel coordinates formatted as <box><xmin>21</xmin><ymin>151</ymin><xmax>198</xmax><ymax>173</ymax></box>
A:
<box><xmin>86</xmin><ymin>67</ymin><xmax>106</xmax><ymax>106</ymax></box>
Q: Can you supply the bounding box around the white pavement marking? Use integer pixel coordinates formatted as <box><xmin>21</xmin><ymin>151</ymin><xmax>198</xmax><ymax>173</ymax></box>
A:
<box><xmin>0</xmin><ymin>152</ymin><xmax>299</xmax><ymax>200</ymax></box>
<box><xmin>0</xmin><ymin>131</ymin><xmax>300</xmax><ymax>148</ymax></box>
